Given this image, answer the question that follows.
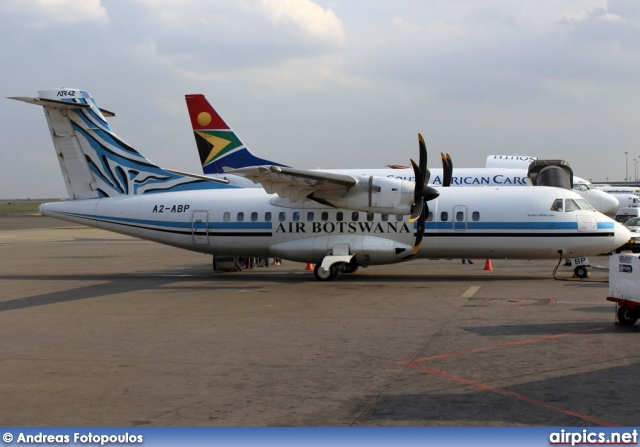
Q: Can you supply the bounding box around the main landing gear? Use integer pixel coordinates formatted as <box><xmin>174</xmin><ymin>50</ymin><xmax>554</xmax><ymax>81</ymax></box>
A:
<box><xmin>313</xmin><ymin>260</ymin><xmax>359</xmax><ymax>281</ymax></box>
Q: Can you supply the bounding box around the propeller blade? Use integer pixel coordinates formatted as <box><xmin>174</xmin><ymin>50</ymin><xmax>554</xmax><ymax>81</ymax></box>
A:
<box><xmin>418</xmin><ymin>133</ymin><xmax>430</xmax><ymax>186</ymax></box>
<box><xmin>413</xmin><ymin>204</ymin><xmax>426</xmax><ymax>253</ymax></box>
<box><xmin>408</xmin><ymin>159</ymin><xmax>424</xmax><ymax>222</ymax></box>
<box><xmin>440</xmin><ymin>152</ymin><xmax>453</xmax><ymax>187</ymax></box>
<box><xmin>440</xmin><ymin>152</ymin><xmax>450</xmax><ymax>187</ymax></box>
<box><xmin>412</xmin><ymin>134</ymin><xmax>440</xmax><ymax>251</ymax></box>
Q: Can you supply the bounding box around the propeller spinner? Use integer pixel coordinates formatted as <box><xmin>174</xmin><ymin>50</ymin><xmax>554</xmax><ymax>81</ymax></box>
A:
<box><xmin>408</xmin><ymin>134</ymin><xmax>440</xmax><ymax>252</ymax></box>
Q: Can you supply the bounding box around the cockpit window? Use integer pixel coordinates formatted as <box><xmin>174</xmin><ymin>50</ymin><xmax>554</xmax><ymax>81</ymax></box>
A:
<box><xmin>575</xmin><ymin>198</ymin><xmax>594</xmax><ymax>211</ymax></box>
<box><xmin>552</xmin><ymin>197</ymin><xmax>594</xmax><ymax>212</ymax></box>
<box><xmin>551</xmin><ymin>199</ymin><xmax>563</xmax><ymax>212</ymax></box>
<box><xmin>573</xmin><ymin>184</ymin><xmax>587</xmax><ymax>192</ymax></box>
<box><xmin>565</xmin><ymin>199</ymin><xmax>580</xmax><ymax>212</ymax></box>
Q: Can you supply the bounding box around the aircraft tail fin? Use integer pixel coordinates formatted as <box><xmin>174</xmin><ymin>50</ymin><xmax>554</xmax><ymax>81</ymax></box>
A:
<box><xmin>185</xmin><ymin>94</ymin><xmax>288</xmax><ymax>175</ymax></box>
<box><xmin>10</xmin><ymin>89</ymin><xmax>228</xmax><ymax>199</ymax></box>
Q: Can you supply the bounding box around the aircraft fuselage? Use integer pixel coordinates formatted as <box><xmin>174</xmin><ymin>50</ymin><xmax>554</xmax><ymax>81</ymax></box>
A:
<box><xmin>40</xmin><ymin>185</ymin><xmax>629</xmax><ymax>265</ymax></box>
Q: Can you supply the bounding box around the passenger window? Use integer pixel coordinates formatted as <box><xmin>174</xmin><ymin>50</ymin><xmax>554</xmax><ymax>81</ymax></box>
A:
<box><xmin>456</xmin><ymin>211</ymin><xmax>464</xmax><ymax>221</ymax></box>
<box><xmin>381</xmin><ymin>214</ymin><xmax>389</xmax><ymax>222</ymax></box>
<box><xmin>396</xmin><ymin>214</ymin><xmax>403</xmax><ymax>222</ymax></box>
<box><xmin>279</xmin><ymin>212</ymin><xmax>286</xmax><ymax>222</ymax></box>
<box><xmin>307</xmin><ymin>212</ymin><xmax>314</xmax><ymax>221</ymax></box>
<box><xmin>337</xmin><ymin>212</ymin><xmax>343</xmax><ymax>221</ymax></box>
<box><xmin>551</xmin><ymin>199</ymin><xmax>563</xmax><ymax>212</ymax></box>
<box><xmin>251</xmin><ymin>212</ymin><xmax>258</xmax><ymax>222</ymax></box>
<box><xmin>441</xmin><ymin>211</ymin><xmax>448</xmax><ymax>222</ymax></box>
<box><xmin>237</xmin><ymin>212</ymin><xmax>244</xmax><ymax>222</ymax></box>
<box><xmin>427</xmin><ymin>211</ymin><xmax>434</xmax><ymax>222</ymax></box>
<box><xmin>367</xmin><ymin>212</ymin><xmax>374</xmax><ymax>221</ymax></box>
<box><xmin>321</xmin><ymin>212</ymin><xmax>329</xmax><ymax>221</ymax></box>
<box><xmin>565</xmin><ymin>199</ymin><xmax>580</xmax><ymax>212</ymax></box>
<box><xmin>265</xmin><ymin>212</ymin><xmax>272</xmax><ymax>222</ymax></box>
<box><xmin>352</xmin><ymin>212</ymin><xmax>359</xmax><ymax>221</ymax></box>
<box><xmin>223</xmin><ymin>212</ymin><xmax>230</xmax><ymax>222</ymax></box>
<box><xmin>472</xmin><ymin>211</ymin><xmax>480</xmax><ymax>222</ymax></box>
<box><xmin>293</xmin><ymin>212</ymin><xmax>300</xmax><ymax>221</ymax></box>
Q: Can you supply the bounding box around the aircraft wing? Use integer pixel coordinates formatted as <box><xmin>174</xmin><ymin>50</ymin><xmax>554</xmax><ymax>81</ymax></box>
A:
<box><xmin>229</xmin><ymin>166</ymin><xmax>358</xmax><ymax>202</ymax></box>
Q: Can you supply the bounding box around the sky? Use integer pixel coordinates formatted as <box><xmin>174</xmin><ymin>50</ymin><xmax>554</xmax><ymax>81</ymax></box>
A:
<box><xmin>1</xmin><ymin>0</ymin><xmax>640</xmax><ymax>198</ymax></box>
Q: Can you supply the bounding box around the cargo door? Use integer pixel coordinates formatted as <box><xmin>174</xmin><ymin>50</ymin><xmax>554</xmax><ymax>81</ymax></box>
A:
<box><xmin>192</xmin><ymin>211</ymin><xmax>209</xmax><ymax>245</ymax></box>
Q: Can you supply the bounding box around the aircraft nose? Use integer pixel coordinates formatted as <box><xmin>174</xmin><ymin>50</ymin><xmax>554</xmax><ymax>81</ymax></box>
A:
<box><xmin>599</xmin><ymin>192</ymin><xmax>619</xmax><ymax>214</ymax></box>
<box><xmin>614</xmin><ymin>222</ymin><xmax>632</xmax><ymax>250</ymax></box>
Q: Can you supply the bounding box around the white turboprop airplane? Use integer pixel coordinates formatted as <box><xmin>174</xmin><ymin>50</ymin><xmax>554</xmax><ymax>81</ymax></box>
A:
<box><xmin>8</xmin><ymin>89</ymin><xmax>630</xmax><ymax>281</ymax></box>
<box><xmin>572</xmin><ymin>180</ymin><xmax>640</xmax><ymax>210</ymax></box>
<box><xmin>183</xmin><ymin>94</ymin><xmax>619</xmax><ymax>215</ymax></box>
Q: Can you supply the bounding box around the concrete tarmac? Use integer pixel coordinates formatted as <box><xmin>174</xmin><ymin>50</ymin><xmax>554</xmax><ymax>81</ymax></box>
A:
<box><xmin>1</xmin><ymin>215</ymin><xmax>639</xmax><ymax>427</ymax></box>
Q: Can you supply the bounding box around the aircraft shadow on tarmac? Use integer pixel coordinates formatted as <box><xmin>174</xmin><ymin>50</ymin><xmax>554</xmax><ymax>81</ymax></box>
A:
<box><xmin>0</xmin><ymin>270</ymin><xmax>270</xmax><ymax>313</ymax></box>
<box><xmin>460</xmin><ymin>321</ymin><xmax>639</xmax><ymax>336</ymax></box>
<box><xmin>356</xmin><ymin>362</ymin><xmax>640</xmax><ymax>426</ymax></box>
<box><xmin>0</xmin><ymin>258</ymin><xmax>620</xmax><ymax>313</ymax></box>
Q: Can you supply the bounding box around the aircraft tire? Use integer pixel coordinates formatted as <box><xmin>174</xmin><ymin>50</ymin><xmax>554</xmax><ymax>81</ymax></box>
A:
<box><xmin>574</xmin><ymin>266</ymin><xmax>588</xmax><ymax>279</ymax></box>
<box><xmin>617</xmin><ymin>307</ymin><xmax>639</xmax><ymax>326</ymax></box>
<box><xmin>314</xmin><ymin>264</ymin><xmax>338</xmax><ymax>281</ymax></box>
<box><xmin>341</xmin><ymin>263</ymin><xmax>359</xmax><ymax>274</ymax></box>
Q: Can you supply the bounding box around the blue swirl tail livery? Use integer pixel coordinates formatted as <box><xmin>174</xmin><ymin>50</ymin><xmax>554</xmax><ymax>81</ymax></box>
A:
<box><xmin>10</xmin><ymin>89</ymin><xmax>232</xmax><ymax>199</ymax></box>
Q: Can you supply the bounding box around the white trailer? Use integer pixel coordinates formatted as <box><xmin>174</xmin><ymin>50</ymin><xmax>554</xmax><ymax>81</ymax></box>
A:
<box><xmin>608</xmin><ymin>253</ymin><xmax>640</xmax><ymax>325</ymax></box>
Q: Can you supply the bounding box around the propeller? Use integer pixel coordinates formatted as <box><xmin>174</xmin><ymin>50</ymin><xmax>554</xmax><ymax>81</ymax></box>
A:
<box><xmin>408</xmin><ymin>133</ymin><xmax>440</xmax><ymax>252</ymax></box>
<box><xmin>441</xmin><ymin>152</ymin><xmax>453</xmax><ymax>187</ymax></box>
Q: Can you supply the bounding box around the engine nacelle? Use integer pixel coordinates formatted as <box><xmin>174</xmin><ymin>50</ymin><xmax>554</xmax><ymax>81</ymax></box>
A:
<box><xmin>311</xmin><ymin>176</ymin><xmax>416</xmax><ymax>215</ymax></box>
<box><xmin>270</xmin><ymin>234</ymin><xmax>415</xmax><ymax>265</ymax></box>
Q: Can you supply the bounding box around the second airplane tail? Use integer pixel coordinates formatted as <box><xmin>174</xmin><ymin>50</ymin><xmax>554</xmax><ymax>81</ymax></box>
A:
<box><xmin>185</xmin><ymin>94</ymin><xmax>288</xmax><ymax>175</ymax></box>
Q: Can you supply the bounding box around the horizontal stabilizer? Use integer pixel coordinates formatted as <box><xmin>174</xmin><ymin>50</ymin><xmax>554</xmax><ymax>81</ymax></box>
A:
<box><xmin>165</xmin><ymin>169</ymin><xmax>229</xmax><ymax>184</ymax></box>
<box><xmin>8</xmin><ymin>96</ymin><xmax>91</xmax><ymax>110</ymax></box>
<box><xmin>9</xmin><ymin>96</ymin><xmax>115</xmax><ymax>117</ymax></box>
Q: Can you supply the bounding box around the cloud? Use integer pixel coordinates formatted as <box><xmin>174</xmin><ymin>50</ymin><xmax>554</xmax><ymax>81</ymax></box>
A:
<box><xmin>128</xmin><ymin>0</ymin><xmax>344</xmax><ymax>54</ymax></box>
<box><xmin>0</xmin><ymin>0</ymin><xmax>109</xmax><ymax>27</ymax></box>
<box><xmin>258</xmin><ymin>0</ymin><xmax>345</xmax><ymax>43</ymax></box>
<box><xmin>3</xmin><ymin>0</ymin><xmax>640</xmax><ymax>197</ymax></box>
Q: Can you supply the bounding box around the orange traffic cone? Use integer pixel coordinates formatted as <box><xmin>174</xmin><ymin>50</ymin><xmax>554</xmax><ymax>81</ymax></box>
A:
<box><xmin>484</xmin><ymin>259</ymin><xmax>493</xmax><ymax>271</ymax></box>
<box><xmin>305</xmin><ymin>263</ymin><xmax>314</xmax><ymax>270</ymax></box>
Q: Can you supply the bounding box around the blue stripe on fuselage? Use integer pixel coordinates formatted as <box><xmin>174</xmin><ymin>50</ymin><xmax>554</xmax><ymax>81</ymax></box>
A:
<box><xmin>422</xmin><ymin>221</ymin><xmax>615</xmax><ymax>231</ymax></box>
<box><xmin>49</xmin><ymin>211</ymin><xmax>271</xmax><ymax>230</ymax></box>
